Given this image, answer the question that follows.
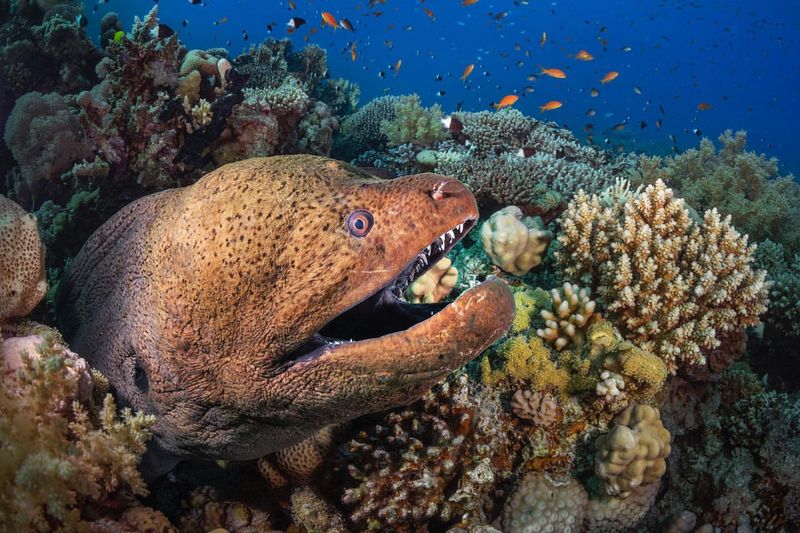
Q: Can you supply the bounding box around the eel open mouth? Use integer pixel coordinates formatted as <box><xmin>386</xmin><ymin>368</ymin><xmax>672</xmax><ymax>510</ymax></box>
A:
<box><xmin>283</xmin><ymin>216</ymin><xmax>488</xmax><ymax>366</ymax></box>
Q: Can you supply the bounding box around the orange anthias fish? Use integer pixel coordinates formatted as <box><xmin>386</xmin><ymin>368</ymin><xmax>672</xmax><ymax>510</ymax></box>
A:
<box><xmin>540</xmin><ymin>31</ymin><xmax>547</xmax><ymax>46</ymax></box>
<box><xmin>394</xmin><ymin>59</ymin><xmax>402</xmax><ymax>76</ymax></box>
<box><xmin>539</xmin><ymin>100</ymin><xmax>563</xmax><ymax>112</ymax></box>
<box><xmin>697</xmin><ymin>102</ymin><xmax>712</xmax><ymax>111</ymax></box>
<box><xmin>321</xmin><ymin>12</ymin><xmax>338</xmax><ymax>29</ymax></box>
<box><xmin>572</xmin><ymin>49</ymin><xmax>593</xmax><ymax>61</ymax></box>
<box><xmin>600</xmin><ymin>71</ymin><xmax>619</xmax><ymax>84</ymax></box>
<box><xmin>539</xmin><ymin>66</ymin><xmax>567</xmax><ymax>79</ymax></box>
<box><xmin>350</xmin><ymin>43</ymin><xmax>357</xmax><ymax>61</ymax></box>
<box><xmin>460</xmin><ymin>63</ymin><xmax>475</xmax><ymax>81</ymax></box>
<box><xmin>494</xmin><ymin>94</ymin><xmax>519</xmax><ymax>110</ymax></box>
<box><xmin>462</xmin><ymin>0</ymin><xmax>479</xmax><ymax>6</ymax></box>
<box><xmin>423</xmin><ymin>8</ymin><xmax>436</xmax><ymax>20</ymax></box>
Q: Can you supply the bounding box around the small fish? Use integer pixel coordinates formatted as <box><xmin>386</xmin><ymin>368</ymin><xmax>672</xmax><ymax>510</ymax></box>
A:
<box><xmin>435</xmin><ymin>74</ymin><xmax>443</xmax><ymax>81</ymax></box>
<box><xmin>516</xmin><ymin>147</ymin><xmax>536</xmax><ymax>158</ymax></box>
<box><xmin>539</xmin><ymin>66</ymin><xmax>567</xmax><ymax>79</ymax></box>
<box><xmin>585</xmin><ymin>108</ymin><xmax>596</xmax><ymax>117</ymax></box>
<box><xmin>339</xmin><ymin>18</ymin><xmax>355</xmax><ymax>31</ymax></box>
<box><xmin>436</xmin><ymin>90</ymin><xmax>446</xmax><ymax>96</ymax></box>
<box><xmin>492</xmin><ymin>11</ymin><xmax>509</xmax><ymax>21</ymax></box>
<box><xmin>462</xmin><ymin>0</ymin><xmax>479</xmax><ymax>6</ymax></box>
<box><xmin>612</xmin><ymin>122</ymin><xmax>626</xmax><ymax>131</ymax></box>
<box><xmin>600</xmin><ymin>71</ymin><xmax>619</xmax><ymax>84</ymax></box>
<box><xmin>460</xmin><ymin>63</ymin><xmax>475</xmax><ymax>81</ymax></box>
<box><xmin>524</xmin><ymin>86</ymin><xmax>535</xmax><ymax>93</ymax></box>
<box><xmin>384</xmin><ymin>40</ymin><xmax>393</xmax><ymax>49</ymax></box>
<box><xmin>633</xmin><ymin>86</ymin><xmax>642</xmax><ymax>95</ymax></box>
<box><xmin>378</xmin><ymin>71</ymin><xmax>386</xmax><ymax>79</ymax></box>
<box><xmin>655</xmin><ymin>119</ymin><xmax>663</xmax><ymax>129</ymax></box>
<box><xmin>423</xmin><ymin>8</ymin><xmax>436</xmax><ymax>20</ymax></box>
<box><xmin>494</xmin><ymin>94</ymin><xmax>519</xmax><ymax>110</ymax></box>
<box><xmin>659</xmin><ymin>105</ymin><xmax>666</xmax><ymax>115</ymax></box>
<box><xmin>669</xmin><ymin>134</ymin><xmax>677</xmax><ymax>143</ymax></box>
<box><xmin>692</xmin><ymin>128</ymin><xmax>703</xmax><ymax>136</ymax></box>
<box><xmin>214</xmin><ymin>16</ymin><xmax>229</xmax><ymax>26</ymax></box>
<box><xmin>182</xmin><ymin>19</ymin><xmax>189</xmax><ymax>27</ymax></box>
<box><xmin>572</xmin><ymin>49</ymin><xmax>593</xmax><ymax>61</ymax></box>
<box><xmin>441</xmin><ymin>115</ymin><xmax>464</xmax><ymax>132</ymax></box>
<box><xmin>287</xmin><ymin>17</ymin><xmax>306</xmax><ymax>30</ymax></box>
<box><xmin>540</xmin><ymin>31</ymin><xmax>547</xmax><ymax>46</ymax></box>
<box><xmin>583</xmin><ymin>123</ymin><xmax>594</xmax><ymax>132</ymax></box>
<box><xmin>539</xmin><ymin>100</ymin><xmax>563</xmax><ymax>112</ymax></box>
<box><xmin>640</xmin><ymin>121</ymin><xmax>647</xmax><ymax>129</ymax></box>
<box><xmin>242</xmin><ymin>30</ymin><xmax>249</xmax><ymax>41</ymax></box>
<box><xmin>288</xmin><ymin>1</ymin><xmax>296</xmax><ymax>8</ymax></box>
<box><xmin>393</xmin><ymin>59</ymin><xmax>402</xmax><ymax>76</ymax></box>
<box><xmin>188</xmin><ymin>0</ymin><xmax>202</xmax><ymax>4</ymax></box>
<box><xmin>697</xmin><ymin>102</ymin><xmax>712</xmax><ymax>111</ymax></box>
<box><xmin>321</xmin><ymin>12</ymin><xmax>338</xmax><ymax>29</ymax></box>
<box><xmin>621</xmin><ymin>46</ymin><xmax>632</xmax><ymax>52</ymax></box>
<box><xmin>350</xmin><ymin>43</ymin><xmax>357</xmax><ymax>61</ymax></box>
<box><xmin>590</xmin><ymin>87</ymin><xmax>600</xmax><ymax>97</ymax></box>
<box><xmin>113</xmin><ymin>30</ymin><xmax>125</xmax><ymax>43</ymax></box>
<box><xmin>150</xmin><ymin>23</ymin><xmax>175</xmax><ymax>39</ymax></box>
<box><xmin>75</xmin><ymin>14</ymin><xmax>88</xmax><ymax>28</ymax></box>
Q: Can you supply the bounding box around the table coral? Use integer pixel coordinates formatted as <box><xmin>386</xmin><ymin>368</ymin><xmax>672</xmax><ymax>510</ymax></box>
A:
<box><xmin>556</xmin><ymin>179</ymin><xmax>769</xmax><ymax>373</ymax></box>
<box><xmin>536</xmin><ymin>282</ymin><xmax>598</xmax><ymax>350</ymax></box>
<box><xmin>0</xmin><ymin>196</ymin><xmax>46</xmax><ymax>324</ymax></box>
<box><xmin>594</xmin><ymin>405</ymin><xmax>671</xmax><ymax>498</ymax></box>
<box><xmin>480</xmin><ymin>206</ymin><xmax>554</xmax><ymax>276</ymax></box>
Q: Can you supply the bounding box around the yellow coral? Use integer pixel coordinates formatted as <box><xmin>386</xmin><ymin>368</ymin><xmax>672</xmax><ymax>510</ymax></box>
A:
<box><xmin>510</xmin><ymin>285</ymin><xmax>549</xmax><ymax>334</ymax></box>
<box><xmin>492</xmin><ymin>335</ymin><xmax>570</xmax><ymax>394</ymax></box>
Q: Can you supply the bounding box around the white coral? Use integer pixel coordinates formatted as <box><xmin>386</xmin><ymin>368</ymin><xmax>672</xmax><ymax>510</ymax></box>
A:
<box><xmin>480</xmin><ymin>206</ymin><xmax>553</xmax><ymax>276</ymax></box>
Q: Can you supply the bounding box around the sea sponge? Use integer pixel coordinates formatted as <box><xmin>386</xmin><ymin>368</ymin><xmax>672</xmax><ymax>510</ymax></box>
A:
<box><xmin>502</xmin><ymin>472</ymin><xmax>588</xmax><ymax>533</ymax></box>
<box><xmin>594</xmin><ymin>405</ymin><xmax>671</xmax><ymax>498</ymax></box>
<box><xmin>556</xmin><ymin>179</ymin><xmax>769</xmax><ymax>373</ymax></box>
<box><xmin>480</xmin><ymin>206</ymin><xmax>553</xmax><ymax>276</ymax></box>
<box><xmin>0</xmin><ymin>195</ymin><xmax>47</xmax><ymax>323</ymax></box>
<box><xmin>406</xmin><ymin>257</ymin><xmax>458</xmax><ymax>303</ymax></box>
<box><xmin>536</xmin><ymin>282</ymin><xmax>599</xmax><ymax>350</ymax></box>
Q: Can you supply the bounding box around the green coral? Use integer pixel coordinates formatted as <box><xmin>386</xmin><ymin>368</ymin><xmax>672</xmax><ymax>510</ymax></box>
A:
<box><xmin>379</xmin><ymin>94</ymin><xmax>447</xmax><ymax>147</ymax></box>
<box><xmin>0</xmin><ymin>327</ymin><xmax>156</xmax><ymax>531</ymax></box>
<box><xmin>634</xmin><ymin>130</ymin><xmax>800</xmax><ymax>254</ymax></box>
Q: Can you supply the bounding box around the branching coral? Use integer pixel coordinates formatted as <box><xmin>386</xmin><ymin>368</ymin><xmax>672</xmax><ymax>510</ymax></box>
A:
<box><xmin>379</xmin><ymin>94</ymin><xmax>447</xmax><ymax>147</ymax></box>
<box><xmin>536</xmin><ymin>282</ymin><xmax>598</xmax><ymax>350</ymax></box>
<box><xmin>634</xmin><ymin>130</ymin><xmax>800</xmax><ymax>254</ymax></box>
<box><xmin>337</xmin><ymin>94</ymin><xmax>412</xmax><ymax>155</ymax></box>
<box><xmin>594</xmin><ymin>405</ymin><xmax>671</xmax><ymax>498</ymax></box>
<box><xmin>510</xmin><ymin>389</ymin><xmax>559</xmax><ymax>426</ymax></box>
<box><xmin>555</xmin><ymin>179</ymin><xmax>769</xmax><ymax>373</ymax></box>
<box><xmin>480</xmin><ymin>206</ymin><xmax>553</xmax><ymax>276</ymax></box>
<box><xmin>0</xmin><ymin>195</ymin><xmax>46</xmax><ymax>323</ymax></box>
<box><xmin>405</xmin><ymin>256</ymin><xmax>458</xmax><ymax>304</ymax></box>
<box><xmin>0</xmin><ymin>324</ymin><xmax>156</xmax><ymax>531</ymax></box>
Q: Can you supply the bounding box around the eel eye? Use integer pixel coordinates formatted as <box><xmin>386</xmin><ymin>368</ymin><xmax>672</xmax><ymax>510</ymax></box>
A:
<box><xmin>346</xmin><ymin>209</ymin><xmax>374</xmax><ymax>237</ymax></box>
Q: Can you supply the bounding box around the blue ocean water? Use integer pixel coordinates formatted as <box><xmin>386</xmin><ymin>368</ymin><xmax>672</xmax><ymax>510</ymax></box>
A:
<box><xmin>87</xmin><ymin>0</ymin><xmax>800</xmax><ymax>176</ymax></box>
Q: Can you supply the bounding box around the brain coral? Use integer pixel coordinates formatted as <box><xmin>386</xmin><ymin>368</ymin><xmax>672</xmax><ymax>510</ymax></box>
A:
<box><xmin>480</xmin><ymin>206</ymin><xmax>553</xmax><ymax>276</ymax></box>
<box><xmin>555</xmin><ymin>179</ymin><xmax>769</xmax><ymax>373</ymax></box>
<box><xmin>594</xmin><ymin>405</ymin><xmax>671</xmax><ymax>498</ymax></box>
<box><xmin>0</xmin><ymin>195</ymin><xmax>46</xmax><ymax>323</ymax></box>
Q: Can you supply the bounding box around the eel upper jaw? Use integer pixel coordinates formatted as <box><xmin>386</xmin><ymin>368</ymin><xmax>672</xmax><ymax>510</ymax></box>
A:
<box><xmin>281</xmin><ymin>215</ymin><xmax>494</xmax><ymax>368</ymax></box>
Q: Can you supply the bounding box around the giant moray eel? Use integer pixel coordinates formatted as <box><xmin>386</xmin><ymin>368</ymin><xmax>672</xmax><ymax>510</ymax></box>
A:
<box><xmin>59</xmin><ymin>155</ymin><xmax>514</xmax><ymax>475</ymax></box>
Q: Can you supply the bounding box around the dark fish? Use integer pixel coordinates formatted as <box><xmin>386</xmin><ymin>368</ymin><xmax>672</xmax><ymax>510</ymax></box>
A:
<box><xmin>655</xmin><ymin>119</ymin><xmax>662</xmax><ymax>129</ymax></box>
<box><xmin>640</xmin><ymin>121</ymin><xmax>647</xmax><ymax>129</ymax></box>
<box><xmin>669</xmin><ymin>133</ymin><xmax>677</xmax><ymax>143</ymax></box>
<box><xmin>242</xmin><ymin>30</ymin><xmax>249</xmax><ymax>41</ymax></box>
<box><xmin>287</xmin><ymin>17</ymin><xmax>306</xmax><ymax>29</ymax></box>
<box><xmin>182</xmin><ymin>19</ymin><xmax>189</xmax><ymax>27</ymax></box>
<box><xmin>436</xmin><ymin>90</ymin><xmax>446</xmax><ymax>96</ymax></box>
<box><xmin>435</xmin><ymin>74</ymin><xmax>443</xmax><ymax>81</ymax></box>
<box><xmin>586</xmin><ymin>108</ymin><xmax>596</xmax><ymax>117</ymax></box>
<box><xmin>692</xmin><ymin>128</ymin><xmax>702</xmax><ymax>136</ymax></box>
<box><xmin>516</xmin><ymin>147</ymin><xmax>536</xmax><ymax>158</ymax></box>
<box><xmin>612</xmin><ymin>122</ymin><xmax>626</xmax><ymax>131</ymax></box>
<box><xmin>659</xmin><ymin>105</ymin><xmax>666</xmax><ymax>115</ymax></box>
<box><xmin>441</xmin><ymin>115</ymin><xmax>464</xmax><ymax>132</ymax></box>
<box><xmin>340</xmin><ymin>18</ymin><xmax>356</xmax><ymax>31</ymax></box>
<box><xmin>151</xmin><ymin>23</ymin><xmax>174</xmax><ymax>39</ymax></box>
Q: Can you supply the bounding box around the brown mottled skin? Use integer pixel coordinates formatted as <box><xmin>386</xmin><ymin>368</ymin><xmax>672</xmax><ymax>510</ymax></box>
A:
<box><xmin>60</xmin><ymin>155</ymin><xmax>514</xmax><ymax>475</ymax></box>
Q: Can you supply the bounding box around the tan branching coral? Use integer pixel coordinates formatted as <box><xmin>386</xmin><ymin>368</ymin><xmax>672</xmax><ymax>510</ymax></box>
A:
<box><xmin>536</xmin><ymin>282</ymin><xmax>599</xmax><ymax>350</ymax></box>
<box><xmin>556</xmin><ymin>179</ymin><xmax>769</xmax><ymax>372</ymax></box>
<box><xmin>0</xmin><ymin>195</ymin><xmax>47</xmax><ymax>323</ymax></box>
<box><xmin>594</xmin><ymin>405</ymin><xmax>671</xmax><ymax>498</ymax></box>
<box><xmin>0</xmin><ymin>324</ymin><xmax>156</xmax><ymax>531</ymax></box>
<box><xmin>510</xmin><ymin>389</ymin><xmax>559</xmax><ymax>426</ymax></box>
<box><xmin>480</xmin><ymin>206</ymin><xmax>553</xmax><ymax>276</ymax></box>
<box><xmin>406</xmin><ymin>257</ymin><xmax>458</xmax><ymax>303</ymax></box>
<box><xmin>190</xmin><ymin>98</ymin><xmax>213</xmax><ymax>127</ymax></box>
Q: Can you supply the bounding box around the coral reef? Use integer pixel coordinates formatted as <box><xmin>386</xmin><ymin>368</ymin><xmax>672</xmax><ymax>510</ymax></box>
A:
<box><xmin>0</xmin><ymin>323</ymin><xmax>156</xmax><ymax>531</ymax></box>
<box><xmin>0</xmin><ymin>195</ymin><xmax>46</xmax><ymax>323</ymax></box>
<box><xmin>379</xmin><ymin>93</ymin><xmax>447</xmax><ymax>147</ymax></box>
<box><xmin>555</xmin><ymin>179</ymin><xmax>769</xmax><ymax>373</ymax></box>
<box><xmin>502</xmin><ymin>472</ymin><xmax>587</xmax><ymax>533</ymax></box>
<box><xmin>536</xmin><ymin>282</ymin><xmax>599</xmax><ymax>351</ymax></box>
<box><xmin>634</xmin><ymin>130</ymin><xmax>800</xmax><ymax>254</ymax></box>
<box><xmin>480</xmin><ymin>206</ymin><xmax>553</xmax><ymax>276</ymax></box>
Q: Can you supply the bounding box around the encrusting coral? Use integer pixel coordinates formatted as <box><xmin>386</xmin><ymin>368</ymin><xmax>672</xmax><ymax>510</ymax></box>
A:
<box><xmin>0</xmin><ymin>323</ymin><xmax>156</xmax><ymax>531</ymax></box>
<box><xmin>555</xmin><ymin>179</ymin><xmax>769</xmax><ymax>373</ymax></box>
<box><xmin>0</xmin><ymin>195</ymin><xmax>46</xmax><ymax>323</ymax></box>
<box><xmin>480</xmin><ymin>205</ymin><xmax>554</xmax><ymax>276</ymax></box>
<box><xmin>594</xmin><ymin>405</ymin><xmax>671</xmax><ymax>498</ymax></box>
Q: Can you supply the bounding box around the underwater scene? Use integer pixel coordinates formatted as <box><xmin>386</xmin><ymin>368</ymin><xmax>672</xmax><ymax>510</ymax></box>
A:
<box><xmin>1</xmin><ymin>0</ymin><xmax>799</xmax><ymax>531</ymax></box>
